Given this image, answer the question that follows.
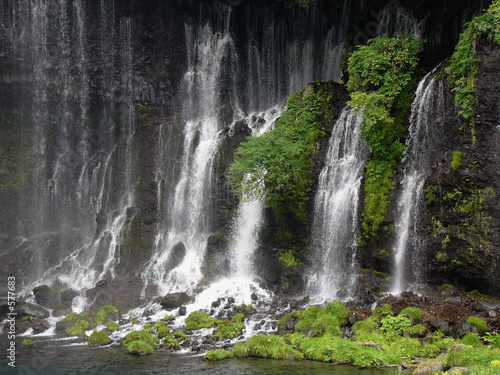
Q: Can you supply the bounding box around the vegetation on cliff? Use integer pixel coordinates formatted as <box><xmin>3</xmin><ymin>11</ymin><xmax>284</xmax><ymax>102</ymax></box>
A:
<box><xmin>447</xmin><ymin>0</ymin><xmax>500</xmax><ymax>126</ymax></box>
<box><xmin>230</xmin><ymin>82</ymin><xmax>337</xmax><ymax>259</ymax></box>
<box><xmin>346</xmin><ymin>35</ymin><xmax>424</xmax><ymax>240</ymax></box>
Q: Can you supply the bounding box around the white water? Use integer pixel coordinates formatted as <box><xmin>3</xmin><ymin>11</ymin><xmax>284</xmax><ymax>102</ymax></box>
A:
<box><xmin>307</xmin><ymin>107</ymin><xmax>367</xmax><ymax>300</ymax></box>
<box><xmin>391</xmin><ymin>75</ymin><xmax>445</xmax><ymax>294</ymax></box>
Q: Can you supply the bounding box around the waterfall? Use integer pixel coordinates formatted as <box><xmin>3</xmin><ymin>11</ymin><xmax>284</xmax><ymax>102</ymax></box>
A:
<box><xmin>306</xmin><ymin>107</ymin><xmax>367</xmax><ymax>300</ymax></box>
<box><xmin>391</xmin><ymin>74</ymin><xmax>445</xmax><ymax>294</ymax></box>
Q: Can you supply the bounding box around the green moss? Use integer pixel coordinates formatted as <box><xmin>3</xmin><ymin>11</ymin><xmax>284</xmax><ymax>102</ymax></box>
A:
<box><xmin>127</xmin><ymin>340</ymin><xmax>154</xmax><ymax>356</ymax></box>
<box><xmin>352</xmin><ymin>317</ymin><xmax>378</xmax><ymax>334</ymax></box>
<box><xmin>153</xmin><ymin>322</ymin><xmax>165</xmax><ymax>330</ymax></box>
<box><xmin>278</xmin><ymin>250</ymin><xmax>303</xmax><ymax>267</ymax></box>
<box><xmin>131</xmin><ymin>319</ymin><xmax>138</xmax><ymax>325</ymax></box>
<box><xmin>107</xmin><ymin>321</ymin><xmax>119</xmax><ymax>332</ymax></box>
<box><xmin>163</xmin><ymin>335</ymin><xmax>180</xmax><ymax>349</ymax></box>
<box><xmin>460</xmin><ymin>333</ymin><xmax>483</xmax><ymax>347</ymax></box>
<box><xmin>399</xmin><ymin>307</ymin><xmax>422</xmax><ymax>321</ymax></box>
<box><xmin>163</xmin><ymin>315</ymin><xmax>175</xmax><ymax>322</ymax></box>
<box><xmin>66</xmin><ymin>319</ymin><xmax>90</xmax><ymax>337</ymax></box>
<box><xmin>172</xmin><ymin>330</ymin><xmax>185</xmax><ymax>340</ymax></box>
<box><xmin>157</xmin><ymin>326</ymin><xmax>170</xmax><ymax>338</ymax></box>
<box><xmin>215</xmin><ymin>319</ymin><xmax>245</xmax><ymax>340</ymax></box>
<box><xmin>466</xmin><ymin>316</ymin><xmax>487</xmax><ymax>332</ymax></box>
<box><xmin>21</xmin><ymin>339</ymin><xmax>33</xmax><ymax>346</ymax></box>
<box><xmin>88</xmin><ymin>330</ymin><xmax>111</xmax><ymax>346</ymax></box>
<box><xmin>185</xmin><ymin>310</ymin><xmax>214</xmax><ymax>330</ymax></box>
<box><xmin>347</xmin><ymin>35</ymin><xmax>424</xmax><ymax>240</ymax></box>
<box><xmin>451</xmin><ymin>151</ymin><xmax>463</xmax><ymax>170</ymax></box>
<box><xmin>404</xmin><ymin>324</ymin><xmax>427</xmax><ymax>337</ymax></box>
<box><xmin>243</xmin><ymin>334</ymin><xmax>303</xmax><ymax>360</ymax></box>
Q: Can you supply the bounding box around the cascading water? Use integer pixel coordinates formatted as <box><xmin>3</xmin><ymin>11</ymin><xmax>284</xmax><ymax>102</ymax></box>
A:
<box><xmin>391</xmin><ymin>74</ymin><xmax>445</xmax><ymax>294</ymax></box>
<box><xmin>306</xmin><ymin>107</ymin><xmax>367</xmax><ymax>300</ymax></box>
<box><xmin>0</xmin><ymin>1</ymin><xmax>136</xmax><ymax>302</ymax></box>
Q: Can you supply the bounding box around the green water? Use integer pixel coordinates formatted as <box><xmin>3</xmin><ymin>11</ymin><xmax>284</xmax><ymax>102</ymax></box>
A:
<box><xmin>0</xmin><ymin>337</ymin><xmax>403</xmax><ymax>375</ymax></box>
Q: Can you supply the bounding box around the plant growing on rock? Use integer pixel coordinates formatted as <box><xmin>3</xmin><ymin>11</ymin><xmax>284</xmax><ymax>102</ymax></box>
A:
<box><xmin>346</xmin><ymin>34</ymin><xmax>424</xmax><ymax>240</ymax></box>
<box><xmin>123</xmin><ymin>330</ymin><xmax>159</xmax><ymax>355</ymax></box>
<box><xmin>88</xmin><ymin>330</ymin><xmax>111</xmax><ymax>346</ymax></box>
<box><xmin>185</xmin><ymin>310</ymin><xmax>214</xmax><ymax>330</ymax></box>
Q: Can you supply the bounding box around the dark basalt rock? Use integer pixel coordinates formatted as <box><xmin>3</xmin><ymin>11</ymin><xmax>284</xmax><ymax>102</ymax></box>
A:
<box><xmin>160</xmin><ymin>293</ymin><xmax>193</xmax><ymax>310</ymax></box>
<box><xmin>16</xmin><ymin>302</ymin><xmax>50</xmax><ymax>319</ymax></box>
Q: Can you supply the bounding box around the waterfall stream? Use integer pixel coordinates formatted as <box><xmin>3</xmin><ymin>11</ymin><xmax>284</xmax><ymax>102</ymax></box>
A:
<box><xmin>306</xmin><ymin>107</ymin><xmax>367</xmax><ymax>300</ymax></box>
<box><xmin>391</xmin><ymin>74</ymin><xmax>445</xmax><ymax>294</ymax></box>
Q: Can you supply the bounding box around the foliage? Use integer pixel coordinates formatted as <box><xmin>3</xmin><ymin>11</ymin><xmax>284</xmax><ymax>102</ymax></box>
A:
<box><xmin>87</xmin><ymin>330</ymin><xmax>111</xmax><ymax>346</ymax></box>
<box><xmin>466</xmin><ymin>316</ymin><xmax>487</xmax><ymax>332</ymax></box>
<box><xmin>352</xmin><ymin>317</ymin><xmax>378</xmax><ymax>334</ymax></box>
<box><xmin>163</xmin><ymin>335</ymin><xmax>180</xmax><ymax>349</ymax></box>
<box><xmin>244</xmin><ymin>334</ymin><xmax>303</xmax><ymax>360</ymax></box>
<box><xmin>447</xmin><ymin>0</ymin><xmax>500</xmax><ymax>125</ymax></box>
<box><xmin>21</xmin><ymin>339</ymin><xmax>33</xmax><ymax>346</ymax></box>
<box><xmin>404</xmin><ymin>324</ymin><xmax>427</xmax><ymax>337</ymax></box>
<box><xmin>346</xmin><ymin>35</ymin><xmax>424</xmax><ymax>239</ymax></box>
<box><xmin>205</xmin><ymin>349</ymin><xmax>234</xmax><ymax>361</ymax></box>
<box><xmin>66</xmin><ymin>319</ymin><xmax>90</xmax><ymax>336</ymax></box>
<box><xmin>444</xmin><ymin>345</ymin><xmax>500</xmax><ymax>370</ymax></box>
<box><xmin>451</xmin><ymin>151</ymin><xmax>463</xmax><ymax>170</ymax></box>
<box><xmin>484</xmin><ymin>332</ymin><xmax>500</xmax><ymax>348</ymax></box>
<box><xmin>94</xmin><ymin>303</ymin><xmax>118</xmax><ymax>325</ymax></box>
<box><xmin>372</xmin><ymin>303</ymin><xmax>393</xmax><ymax>322</ymax></box>
<box><xmin>163</xmin><ymin>314</ymin><xmax>175</xmax><ymax>321</ymax></box>
<box><xmin>122</xmin><ymin>330</ymin><xmax>159</xmax><ymax>350</ymax></box>
<box><xmin>172</xmin><ymin>330</ymin><xmax>185</xmax><ymax>339</ymax></box>
<box><xmin>215</xmin><ymin>319</ymin><xmax>245</xmax><ymax>339</ymax></box>
<box><xmin>460</xmin><ymin>333</ymin><xmax>483</xmax><ymax>347</ymax></box>
<box><xmin>278</xmin><ymin>250</ymin><xmax>303</xmax><ymax>267</ymax></box>
<box><xmin>230</xmin><ymin>82</ymin><xmax>336</xmax><ymax>249</ymax></box>
<box><xmin>127</xmin><ymin>340</ymin><xmax>154</xmax><ymax>356</ymax></box>
<box><xmin>399</xmin><ymin>307</ymin><xmax>422</xmax><ymax>321</ymax></box>
<box><xmin>380</xmin><ymin>315</ymin><xmax>411</xmax><ymax>333</ymax></box>
<box><xmin>137</xmin><ymin>101</ymin><xmax>150</xmax><ymax>121</ymax></box>
<box><xmin>185</xmin><ymin>310</ymin><xmax>214</xmax><ymax>330</ymax></box>
<box><xmin>157</xmin><ymin>326</ymin><xmax>170</xmax><ymax>338</ymax></box>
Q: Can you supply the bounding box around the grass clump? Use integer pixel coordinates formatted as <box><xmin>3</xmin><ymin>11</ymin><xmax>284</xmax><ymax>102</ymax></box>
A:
<box><xmin>157</xmin><ymin>326</ymin><xmax>170</xmax><ymax>338</ymax></box>
<box><xmin>444</xmin><ymin>345</ymin><xmax>500</xmax><ymax>370</ymax></box>
<box><xmin>185</xmin><ymin>310</ymin><xmax>214</xmax><ymax>330</ymax></box>
<box><xmin>215</xmin><ymin>318</ymin><xmax>245</xmax><ymax>340</ymax></box>
<box><xmin>94</xmin><ymin>303</ymin><xmax>118</xmax><ymax>325</ymax></box>
<box><xmin>466</xmin><ymin>316</ymin><xmax>488</xmax><ymax>332</ymax></box>
<box><xmin>244</xmin><ymin>334</ymin><xmax>303</xmax><ymax>360</ymax></box>
<box><xmin>205</xmin><ymin>349</ymin><xmax>234</xmax><ymax>361</ymax></box>
<box><xmin>123</xmin><ymin>330</ymin><xmax>159</xmax><ymax>354</ymax></box>
<box><xmin>127</xmin><ymin>340</ymin><xmax>154</xmax><ymax>356</ymax></box>
<box><xmin>451</xmin><ymin>151</ymin><xmax>463</xmax><ymax>170</ymax></box>
<box><xmin>404</xmin><ymin>324</ymin><xmax>427</xmax><ymax>337</ymax></box>
<box><xmin>399</xmin><ymin>306</ymin><xmax>422</xmax><ymax>321</ymax></box>
<box><xmin>163</xmin><ymin>335</ymin><xmax>180</xmax><ymax>349</ymax></box>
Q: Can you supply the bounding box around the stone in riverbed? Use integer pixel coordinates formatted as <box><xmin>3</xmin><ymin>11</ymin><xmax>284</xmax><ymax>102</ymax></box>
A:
<box><xmin>16</xmin><ymin>302</ymin><xmax>50</xmax><ymax>319</ymax></box>
<box><xmin>160</xmin><ymin>292</ymin><xmax>193</xmax><ymax>310</ymax></box>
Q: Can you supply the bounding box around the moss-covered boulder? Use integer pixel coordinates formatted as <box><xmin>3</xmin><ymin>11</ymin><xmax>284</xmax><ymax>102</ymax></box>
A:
<box><xmin>88</xmin><ymin>330</ymin><xmax>111</xmax><ymax>346</ymax></box>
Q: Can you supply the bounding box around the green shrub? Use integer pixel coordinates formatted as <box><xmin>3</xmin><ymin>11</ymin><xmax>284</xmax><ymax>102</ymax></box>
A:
<box><xmin>157</xmin><ymin>326</ymin><xmax>170</xmax><ymax>338</ymax></box>
<box><xmin>294</xmin><ymin>306</ymin><xmax>322</xmax><ymax>332</ymax></box>
<box><xmin>164</xmin><ymin>335</ymin><xmax>180</xmax><ymax>349</ymax></box>
<box><xmin>399</xmin><ymin>307</ymin><xmax>422</xmax><ymax>321</ymax></box>
<box><xmin>466</xmin><ymin>316</ymin><xmax>487</xmax><ymax>332</ymax></box>
<box><xmin>215</xmin><ymin>320</ymin><xmax>245</xmax><ymax>339</ymax></box>
<box><xmin>404</xmin><ymin>324</ymin><xmax>427</xmax><ymax>337</ymax></box>
<box><xmin>451</xmin><ymin>151</ymin><xmax>463</xmax><ymax>170</ymax></box>
<box><xmin>372</xmin><ymin>304</ymin><xmax>393</xmax><ymax>321</ymax></box>
<box><xmin>88</xmin><ymin>330</ymin><xmax>111</xmax><ymax>346</ymax></box>
<box><xmin>244</xmin><ymin>334</ymin><xmax>303</xmax><ymax>360</ymax></box>
<box><xmin>352</xmin><ymin>317</ymin><xmax>378</xmax><ymax>334</ymax></box>
<box><xmin>163</xmin><ymin>314</ymin><xmax>175</xmax><ymax>321</ymax></box>
<box><xmin>127</xmin><ymin>340</ymin><xmax>154</xmax><ymax>356</ymax></box>
<box><xmin>205</xmin><ymin>349</ymin><xmax>234</xmax><ymax>361</ymax></box>
<box><xmin>229</xmin><ymin>82</ymin><xmax>337</xmax><ymax>247</ymax></box>
<box><xmin>153</xmin><ymin>322</ymin><xmax>165</xmax><ymax>330</ymax></box>
<box><xmin>461</xmin><ymin>333</ymin><xmax>483</xmax><ymax>347</ymax></box>
<box><xmin>445</xmin><ymin>346</ymin><xmax>500</xmax><ymax>369</ymax></box>
<box><xmin>123</xmin><ymin>330</ymin><xmax>159</xmax><ymax>349</ymax></box>
<box><xmin>232</xmin><ymin>313</ymin><xmax>245</xmax><ymax>323</ymax></box>
<box><xmin>232</xmin><ymin>342</ymin><xmax>249</xmax><ymax>358</ymax></box>
<box><xmin>380</xmin><ymin>315</ymin><xmax>411</xmax><ymax>333</ymax></box>
<box><xmin>185</xmin><ymin>310</ymin><xmax>214</xmax><ymax>330</ymax></box>
<box><xmin>324</xmin><ymin>301</ymin><xmax>349</xmax><ymax>326</ymax></box>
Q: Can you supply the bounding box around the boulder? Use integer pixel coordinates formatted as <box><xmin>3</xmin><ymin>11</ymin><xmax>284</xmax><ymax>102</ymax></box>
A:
<box><xmin>413</xmin><ymin>360</ymin><xmax>445</xmax><ymax>375</ymax></box>
<box><xmin>16</xmin><ymin>302</ymin><xmax>50</xmax><ymax>319</ymax></box>
<box><xmin>160</xmin><ymin>292</ymin><xmax>192</xmax><ymax>310</ymax></box>
<box><xmin>33</xmin><ymin>285</ymin><xmax>59</xmax><ymax>308</ymax></box>
<box><xmin>448</xmin><ymin>367</ymin><xmax>470</xmax><ymax>375</ymax></box>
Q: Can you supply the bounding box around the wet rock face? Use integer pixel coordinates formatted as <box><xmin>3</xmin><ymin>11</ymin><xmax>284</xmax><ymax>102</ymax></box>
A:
<box><xmin>417</xmin><ymin>41</ymin><xmax>500</xmax><ymax>296</ymax></box>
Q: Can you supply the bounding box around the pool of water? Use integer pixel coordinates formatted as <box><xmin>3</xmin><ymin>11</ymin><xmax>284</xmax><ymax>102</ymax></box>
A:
<box><xmin>0</xmin><ymin>337</ymin><xmax>403</xmax><ymax>375</ymax></box>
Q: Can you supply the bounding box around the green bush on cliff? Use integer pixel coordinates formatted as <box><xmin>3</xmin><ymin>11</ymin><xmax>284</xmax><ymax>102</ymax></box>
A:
<box><xmin>447</xmin><ymin>0</ymin><xmax>500</xmax><ymax>125</ymax></box>
<box><xmin>346</xmin><ymin>35</ymin><xmax>424</xmax><ymax>240</ymax></box>
<box><xmin>230</xmin><ymin>82</ymin><xmax>336</xmax><ymax>250</ymax></box>
<box><xmin>88</xmin><ymin>330</ymin><xmax>111</xmax><ymax>346</ymax></box>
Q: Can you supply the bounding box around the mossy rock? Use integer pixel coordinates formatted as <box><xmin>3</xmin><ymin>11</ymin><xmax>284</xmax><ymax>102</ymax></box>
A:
<box><xmin>127</xmin><ymin>340</ymin><xmax>154</xmax><ymax>356</ymax></box>
<box><xmin>21</xmin><ymin>339</ymin><xmax>33</xmax><ymax>346</ymax></box>
<box><xmin>158</xmin><ymin>326</ymin><xmax>170</xmax><ymax>338</ymax></box>
<box><xmin>107</xmin><ymin>321</ymin><xmax>119</xmax><ymax>332</ymax></box>
<box><xmin>88</xmin><ymin>330</ymin><xmax>111</xmax><ymax>346</ymax></box>
<box><xmin>123</xmin><ymin>330</ymin><xmax>159</xmax><ymax>349</ymax></box>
